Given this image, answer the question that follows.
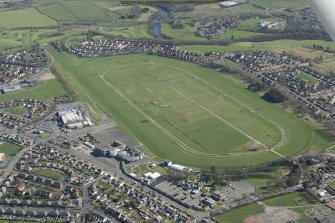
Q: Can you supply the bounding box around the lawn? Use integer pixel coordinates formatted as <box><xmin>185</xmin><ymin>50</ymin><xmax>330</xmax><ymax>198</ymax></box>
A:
<box><xmin>48</xmin><ymin>47</ymin><xmax>335</xmax><ymax>168</ymax></box>
<box><xmin>0</xmin><ymin>8</ymin><xmax>57</xmax><ymax>28</ymax></box>
<box><xmin>247</xmin><ymin>176</ymin><xmax>273</xmax><ymax>187</ymax></box>
<box><xmin>34</xmin><ymin>169</ymin><xmax>63</xmax><ymax>181</ymax></box>
<box><xmin>3</xmin><ymin>107</ymin><xmax>27</xmax><ymax>116</ymax></box>
<box><xmin>328</xmin><ymin>180</ymin><xmax>335</xmax><ymax>190</ymax></box>
<box><xmin>152</xmin><ymin>166</ymin><xmax>170</xmax><ymax>175</ymax></box>
<box><xmin>263</xmin><ymin>192</ymin><xmax>318</xmax><ymax>207</ymax></box>
<box><xmin>0</xmin><ymin>79</ymin><xmax>67</xmax><ymax>101</ymax></box>
<box><xmin>131</xmin><ymin>163</ymin><xmax>151</xmax><ymax>174</ymax></box>
<box><xmin>0</xmin><ymin>142</ymin><xmax>21</xmax><ymax>156</ymax></box>
<box><xmin>215</xmin><ymin>203</ymin><xmax>263</xmax><ymax>223</ymax></box>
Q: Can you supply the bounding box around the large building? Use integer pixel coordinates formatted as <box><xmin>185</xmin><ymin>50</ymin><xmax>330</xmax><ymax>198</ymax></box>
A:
<box><xmin>56</xmin><ymin>107</ymin><xmax>92</xmax><ymax>129</ymax></box>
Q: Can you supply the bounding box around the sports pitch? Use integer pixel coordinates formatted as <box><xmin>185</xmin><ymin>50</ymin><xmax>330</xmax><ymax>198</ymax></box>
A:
<box><xmin>49</xmin><ymin>47</ymin><xmax>335</xmax><ymax>168</ymax></box>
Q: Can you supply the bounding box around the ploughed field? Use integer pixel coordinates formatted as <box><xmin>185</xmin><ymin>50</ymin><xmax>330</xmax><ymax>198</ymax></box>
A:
<box><xmin>49</xmin><ymin>47</ymin><xmax>335</xmax><ymax>168</ymax></box>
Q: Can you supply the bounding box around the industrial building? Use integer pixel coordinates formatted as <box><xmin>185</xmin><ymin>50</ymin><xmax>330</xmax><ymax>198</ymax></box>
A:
<box><xmin>56</xmin><ymin>107</ymin><xmax>92</xmax><ymax>129</ymax></box>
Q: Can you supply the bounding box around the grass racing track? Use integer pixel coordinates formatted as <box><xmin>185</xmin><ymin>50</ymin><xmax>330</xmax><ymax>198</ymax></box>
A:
<box><xmin>49</xmin><ymin>47</ymin><xmax>335</xmax><ymax>168</ymax></box>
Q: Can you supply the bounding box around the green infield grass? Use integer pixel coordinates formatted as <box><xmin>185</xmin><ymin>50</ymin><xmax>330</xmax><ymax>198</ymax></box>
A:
<box><xmin>0</xmin><ymin>142</ymin><xmax>21</xmax><ymax>156</ymax></box>
<box><xmin>48</xmin><ymin>47</ymin><xmax>335</xmax><ymax>168</ymax></box>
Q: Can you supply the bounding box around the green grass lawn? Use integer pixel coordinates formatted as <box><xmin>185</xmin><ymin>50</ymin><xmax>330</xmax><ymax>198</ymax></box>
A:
<box><xmin>48</xmin><ymin>47</ymin><xmax>335</xmax><ymax>168</ymax></box>
<box><xmin>328</xmin><ymin>181</ymin><xmax>335</xmax><ymax>190</ymax></box>
<box><xmin>3</xmin><ymin>107</ymin><xmax>27</xmax><ymax>116</ymax></box>
<box><xmin>152</xmin><ymin>166</ymin><xmax>170</xmax><ymax>175</ymax></box>
<box><xmin>0</xmin><ymin>79</ymin><xmax>67</xmax><ymax>101</ymax></box>
<box><xmin>298</xmin><ymin>73</ymin><xmax>319</xmax><ymax>84</ymax></box>
<box><xmin>0</xmin><ymin>142</ymin><xmax>21</xmax><ymax>156</ymax></box>
<box><xmin>131</xmin><ymin>163</ymin><xmax>151</xmax><ymax>174</ymax></box>
<box><xmin>215</xmin><ymin>203</ymin><xmax>263</xmax><ymax>223</ymax></box>
<box><xmin>263</xmin><ymin>192</ymin><xmax>318</xmax><ymax>207</ymax></box>
<box><xmin>34</xmin><ymin>169</ymin><xmax>63</xmax><ymax>181</ymax></box>
<box><xmin>0</xmin><ymin>8</ymin><xmax>57</xmax><ymax>28</ymax></box>
<box><xmin>247</xmin><ymin>176</ymin><xmax>273</xmax><ymax>187</ymax></box>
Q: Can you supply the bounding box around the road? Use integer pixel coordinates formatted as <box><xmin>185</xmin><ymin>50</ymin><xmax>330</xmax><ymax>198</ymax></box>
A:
<box><xmin>66</xmin><ymin>146</ymin><xmax>211</xmax><ymax>221</ymax></box>
<box><xmin>0</xmin><ymin>142</ymin><xmax>37</xmax><ymax>185</ymax></box>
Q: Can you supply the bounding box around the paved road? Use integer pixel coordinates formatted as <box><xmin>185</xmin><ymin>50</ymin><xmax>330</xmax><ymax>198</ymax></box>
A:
<box><xmin>65</xmin><ymin>147</ymin><xmax>211</xmax><ymax>221</ymax></box>
<box><xmin>0</xmin><ymin>143</ymin><xmax>37</xmax><ymax>186</ymax></box>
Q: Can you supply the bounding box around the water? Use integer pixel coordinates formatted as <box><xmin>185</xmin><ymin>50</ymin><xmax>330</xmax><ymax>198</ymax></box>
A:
<box><xmin>152</xmin><ymin>23</ymin><xmax>161</xmax><ymax>38</ymax></box>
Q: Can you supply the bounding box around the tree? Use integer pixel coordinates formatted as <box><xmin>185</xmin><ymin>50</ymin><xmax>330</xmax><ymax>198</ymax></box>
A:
<box><xmin>262</xmin><ymin>89</ymin><xmax>286</xmax><ymax>103</ymax></box>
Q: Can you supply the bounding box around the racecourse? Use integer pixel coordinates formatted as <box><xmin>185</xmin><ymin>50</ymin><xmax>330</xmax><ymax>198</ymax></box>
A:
<box><xmin>49</xmin><ymin>47</ymin><xmax>335</xmax><ymax>168</ymax></box>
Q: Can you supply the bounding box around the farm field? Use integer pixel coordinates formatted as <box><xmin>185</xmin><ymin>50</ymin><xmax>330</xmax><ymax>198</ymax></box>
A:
<box><xmin>48</xmin><ymin>47</ymin><xmax>335</xmax><ymax>168</ymax></box>
<box><xmin>0</xmin><ymin>29</ymin><xmax>90</xmax><ymax>50</ymax></box>
<box><xmin>36</xmin><ymin>1</ymin><xmax>135</xmax><ymax>24</ymax></box>
<box><xmin>0</xmin><ymin>8</ymin><xmax>57</xmax><ymax>28</ymax></box>
<box><xmin>0</xmin><ymin>142</ymin><xmax>21</xmax><ymax>156</ymax></box>
<box><xmin>0</xmin><ymin>79</ymin><xmax>67</xmax><ymax>101</ymax></box>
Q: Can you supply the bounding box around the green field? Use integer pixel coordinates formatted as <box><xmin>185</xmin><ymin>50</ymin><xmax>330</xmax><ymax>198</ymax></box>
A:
<box><xmin>180</xmin><ymin>39</ymin><xmax>335</xmax><ymax>54</ymax></box>
<box><xmin>101</xmin><ymin>25</ymin><xmax>152</xmax><ymax>39</ymax></box>
<box><xmin>247</xmin><ymin>176</ymin><xmax>273</xmax><ymax>187</ymax></box>
<box><xmin>216</xmin><ymin>192</ymin><xmax>317</xmax><ymax>223</ymax></box>
<box><xmin>48</xmin><ymin>46</ymin><xmax>335</xmax><ymax>168</ymax></box>
<box><xmin>34</xmin><ymin>169</ymin><xmax>63</xmax><ymax>181</ymax></box>
<box><xmin>215</xmin><ymin>203</ymin><xmax>263</xmax><ymax>223</ymax></box>
<box><xmin>329</xmin><ymin>181</ymin><xmax>335</xmax><ymax>190</ymax></box>
<box><xmin>0</xmin><ymin>29</ymin><xmax>91</xmax><ymax>50</ymax></box>
<box><xmin>0</xmin><ymin>79</ymin><xmax>67</xmax><ymax>101</ymax></box>
<box><xmin>3</xmin><ymin>107</ymin><xmax>27</xmax><ymax>116</ymax></box>
<box><xmin>263</xmin><ymin>192</ymin><xmax>317</xmax><ymax>207</ymax></box>
<box><xmin>250</xmin><ymin>0</ymin><xmax>310</xmax><ymax>9</ymax></box>
<box><xmin>0</xmin><ymin>142</ymin><xmax>21</xmax><ymax>156</ymax></box>
<box><xmin>161</xmin><ymin>23</ymin><xmax>266</xmax><ymax>41</ymax></box>
<box><xmin>37</xmin><ymin>1</ymin><xmax>134</xmax><ymax>24</ymax></box>
<box><xmin>0</xmin><ymin>8</ymin><xmax>57</xmax><ymax>28</ymax></box>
